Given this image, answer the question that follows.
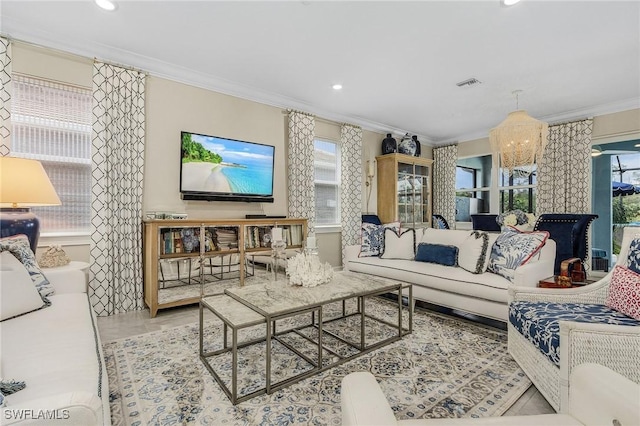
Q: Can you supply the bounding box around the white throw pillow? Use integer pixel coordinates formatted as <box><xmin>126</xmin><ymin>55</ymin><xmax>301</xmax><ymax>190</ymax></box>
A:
<box><xmin>458</xmin><ymin>231</ymin><xmax>489</xmax><ymax>274</ymax></box>
<box><xmin>380</xmin><ymin>228</ymin><xmax>415</xmax><ymax>260</ymax></box>
<box><xmin>0</xmin><ymin>252</ymin><xmax>46</xmax><ymax>321</ymax></box>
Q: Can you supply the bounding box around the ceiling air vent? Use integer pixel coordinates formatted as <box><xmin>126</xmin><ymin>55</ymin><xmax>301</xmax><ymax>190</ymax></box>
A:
<box><xmin>456</xmin><ymin>78</ymin><xmax>482</xmax><ymax>87</ymax></box>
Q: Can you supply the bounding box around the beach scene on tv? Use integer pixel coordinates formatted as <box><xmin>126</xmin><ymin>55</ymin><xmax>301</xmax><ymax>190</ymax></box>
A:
<box><xmin>181</xmin><ymin>133</ymin><xmax>274</xmax><ymax>195</ymax></box>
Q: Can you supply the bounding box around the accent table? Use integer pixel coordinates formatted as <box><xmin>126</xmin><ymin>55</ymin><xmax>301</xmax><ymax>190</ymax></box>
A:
<box><xmin>199</xmin><ymin>271</ymin><xmax>412</xmax><ymax>404</ymax></box>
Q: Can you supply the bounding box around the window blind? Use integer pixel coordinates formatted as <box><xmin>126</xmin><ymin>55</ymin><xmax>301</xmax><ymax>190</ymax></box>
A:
<box><xmin>11</xmin><ymin>74</ymin><xmax>92</xmax><ymax>234</ymax></box>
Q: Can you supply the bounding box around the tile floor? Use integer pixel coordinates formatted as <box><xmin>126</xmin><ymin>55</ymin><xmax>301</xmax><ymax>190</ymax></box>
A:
<box><xmin>97</xmin><ymin>302</ymin><xmax>555</xmax><ymax>418</ymax></box>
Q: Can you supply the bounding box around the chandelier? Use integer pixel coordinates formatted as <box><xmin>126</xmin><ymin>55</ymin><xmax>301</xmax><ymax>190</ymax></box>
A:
<box><xmin>489</xmin><ymin>92</ymin><xmax>548</xmax><ymax>176</ymax></box>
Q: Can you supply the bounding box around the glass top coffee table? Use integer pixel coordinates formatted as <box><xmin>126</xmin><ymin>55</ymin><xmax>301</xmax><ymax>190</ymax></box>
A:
<box><xmin>199</xmin><ymin>271</ymin><xmax>412</xmax><ymax>404</ymax></box>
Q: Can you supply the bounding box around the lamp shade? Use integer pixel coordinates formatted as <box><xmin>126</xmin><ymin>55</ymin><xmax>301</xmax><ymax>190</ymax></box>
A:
<box><xmin>489</xmin><ymin>110</ymin><xmax>549</xmax><ymax>176</ymax></box>
<box><xmin>0</xmin><ymin>157</ymin><xmax>61</xmax><ymax>207</ymax></box>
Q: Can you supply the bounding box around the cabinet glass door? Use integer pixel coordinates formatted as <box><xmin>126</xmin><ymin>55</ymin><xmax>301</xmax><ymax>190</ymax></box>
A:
<box><xmin>396</xmin><ymin>161</ymin><xmax>430</xmax><ymax>227</ymax></box>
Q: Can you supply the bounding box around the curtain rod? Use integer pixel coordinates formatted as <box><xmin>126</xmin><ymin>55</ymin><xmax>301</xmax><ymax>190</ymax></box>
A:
<box><xmin>93</xmin><ymin>58</ymin><xmax>148</xmax><ymax>76</ymax></box>
<box><xmin>550</xmin><ymin>116</ymin><xmax>594</xmax><ymax>126</ymax></box>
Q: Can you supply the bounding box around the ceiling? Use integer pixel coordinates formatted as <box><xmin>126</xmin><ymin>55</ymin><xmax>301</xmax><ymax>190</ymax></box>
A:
<box><xmin>2</xmin><ymin>1</ymin><xmax>639</xmax><ymax>145</ymax></box>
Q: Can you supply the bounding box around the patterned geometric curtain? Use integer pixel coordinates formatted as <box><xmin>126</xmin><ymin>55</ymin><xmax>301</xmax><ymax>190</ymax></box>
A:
<box><xmin>287</xmin><ymin>110</ymin><xmax>316</xmax><ymax>236</ymax></box>
<box><xmin>90</xmin><ymin>61</ymin><xmax>146</xmax><ymax>316</ymax></box>
<box><xmin>536</xmin><ymin>119</ymin><xmax>593</xmax><ymax>214</ymax></box>
<box><xmin>432</xmin><ymin>144</ymin><xmax>458</xmax><ymax>228</ymax></box>
<box><xmin>0</xmin><ymin>36</ymin><xmax>11</xmax><ymax>157</ymax></box>
<box><xmin>340</xmin><ymin>124</ymin><xmax>362</xmax><ymax>266</ymax></box>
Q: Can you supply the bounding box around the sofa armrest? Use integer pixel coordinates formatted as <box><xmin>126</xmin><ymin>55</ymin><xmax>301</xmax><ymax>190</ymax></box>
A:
<box><xmin>568</xmin><ymin>363</ymin><xmax>640</xmax><ymax>425</ymax></box>
<box><xmin>559</xmin><ymin>321</ymin><xmax>640</xmax><ymax>411</ymax></box>
<box><xmin>508</xmin><ymin>272</ymin><xmax>612</xmax><ymax>305</ymax></box>
<box><xmin>2</xmin><ymin>391</ymin><xmax>104</xmax><ymax>425</ymax></box>
<box><xmin>512</xmin><ymin>257</ymin><xmax>555</xmax><ymax>287</ymax></box>
<box><xmin>343</xmin><ymin>245</ymin><xmax>361</xmax><ymax>271</ymax></box>
<box><xmin>44</xmin><ymin>268</ymin><xmax>87</xmax><ymax>294</ymax></box>
<box><xmin>341</xmin><ymin>372</ymin><xmax>397</xmax><ymax>426</ymax></box>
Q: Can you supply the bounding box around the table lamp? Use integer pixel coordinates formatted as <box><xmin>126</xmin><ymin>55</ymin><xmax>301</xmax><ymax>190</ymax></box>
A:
<box><xmin>0</xmin><ymin>157</ymin><xmax>61</xmax><ymax>253</ymax></box>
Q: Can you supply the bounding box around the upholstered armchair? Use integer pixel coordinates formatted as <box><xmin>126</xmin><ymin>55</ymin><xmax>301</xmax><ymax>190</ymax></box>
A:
<box><xmin>532</xmin><ymin>213</ymin><xmax>598</xmax><ymax>275</ymax></box>
<box><xmin>470</xmin><ymin>214</ymin><xmax>501</xmax><ymax>232</ymax></box>
<box><xmin>508</xmin><ymin>226</ymin><xmax>640</xmax><ymax>413</ymax></box>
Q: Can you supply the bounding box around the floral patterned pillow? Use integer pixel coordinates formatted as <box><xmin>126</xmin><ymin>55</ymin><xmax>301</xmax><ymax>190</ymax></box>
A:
<box><xmin>0</xmin><ymin>234</ymin><xmax>54</xmax><ymax>305</ymax></box>
<box><xmin>626</xmin><ymin>238</ymin><xmax>640</xmax><ymax>274</ymax></box>
<box><xmin>488</xmin><ymin>229</ymin><xmax>549</xmax><ymax>282</ymax></box>
<box><xmin>359</xmin><ymin>222</ymin><xmax>400</xmax><ymax>257</ymax></box>
<box><xmin>606</xmin><ymin>265</ymin><xmax>640</xmax><ymax>320</ymax></box>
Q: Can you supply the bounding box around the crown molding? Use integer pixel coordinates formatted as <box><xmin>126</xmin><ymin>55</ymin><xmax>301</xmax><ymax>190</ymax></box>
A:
<box><xmin>445</xmin><ymin>97</ymin><xmax>640</xmax><ymax>146</ymax></box>
<box><xmin>2</xmin><ymin>20</ymin><xmax>433</xmax><ymax>143</ymax></box>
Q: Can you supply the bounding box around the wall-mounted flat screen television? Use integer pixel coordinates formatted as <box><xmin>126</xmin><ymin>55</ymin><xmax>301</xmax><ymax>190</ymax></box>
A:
<box><xmin>180</xmin><ymin>131</ymin><xmax>275</xmax><ymax>203</ymax></box>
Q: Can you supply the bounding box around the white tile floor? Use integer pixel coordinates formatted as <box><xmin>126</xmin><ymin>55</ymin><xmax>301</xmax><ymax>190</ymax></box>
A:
<box><xmin>97</xmin><ymin>302</ymin><xmax>555</xmax><ymax>417</ymax></box>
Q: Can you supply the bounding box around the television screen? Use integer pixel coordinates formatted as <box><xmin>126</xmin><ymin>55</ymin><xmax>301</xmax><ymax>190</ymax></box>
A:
<box><xmin>180</xmin><ymin>131</ymin><xmax>275</xmax><ymax>202</ymax></box>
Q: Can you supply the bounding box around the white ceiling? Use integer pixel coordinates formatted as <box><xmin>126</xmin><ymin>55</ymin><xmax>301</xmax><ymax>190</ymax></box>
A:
<box><xmin>2</xmin><ymin>1</ymin><xmax>639</xmax><ymax>145</ymax></box>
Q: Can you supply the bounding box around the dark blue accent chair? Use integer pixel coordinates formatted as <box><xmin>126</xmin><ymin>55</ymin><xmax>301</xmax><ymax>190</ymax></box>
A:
<box><xmin>533</xmin><ymin>213</ymin><xmax>598</xmax><ymax>276</ymax></box>
<box><xmin>432</xmin><ymin>214</ymin><xmax>450</xmax><ymax>229</ymax></box>
<box><xmin>361</xmin><ymin>214</ymin><xmax>382</xmax><ymax>225</ymax></box>
<box><xmin>470</xmin><ymin>214</ymin><xmax>501</xmax><ymax>232</ymax></box>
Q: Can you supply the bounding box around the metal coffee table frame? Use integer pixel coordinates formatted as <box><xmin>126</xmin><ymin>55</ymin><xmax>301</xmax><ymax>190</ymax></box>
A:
<box><xmin>199</xmin><ymin>281</ymin><xmax>412</xmax><ymax>405</ymax></box>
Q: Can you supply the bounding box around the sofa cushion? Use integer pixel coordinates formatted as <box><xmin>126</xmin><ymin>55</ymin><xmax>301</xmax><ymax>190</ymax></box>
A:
<box><xmin>415</xmin><ymin>243</ymin><xmax>458</xmax><ymax>266</ymax></box>
<box><xmin>488</xmin><ymin>229</ymin><xmax>548</xmax><ymax>282</ymax></box>
<box><xmin>380</xmin><ymin>228</ymin><xmax>415</xmax><ymax>260</ymax></box>
<box><xmin>418</xmin><ymin>228</ymin><xmax>470</xmax><ymax>247</ymax></box>
<box><xmin>2</xmin><ymin>293</ymin><xmax>104</xmax><ymax>407</ymax></box>
<box><xmin>359</xmin><ymin>222</ymin><xmax>400</xmax><ymax>257</ymax></box>
<box><xmin>509</xmin><ymin>301</ymin><xmax>640</xmax><ymax>366</ymax></box>
<box><xmin>458</xmin><ymin>231</ymin><xmax>489</xmax><ymax>274</ymax></box>
<box><xmin>606</xmin><ymin>265</ymin><xmax>640</xmax><ymax>320</ymax></box>
<box><xmin>0</xmin><ymin>234</ymin><xmax>54</xmax><ymax>304</ymax></box>
<box><xmin>0</xmin><ymin>252</ymin><xmax>46</xmax><ymax>321</ymax></box>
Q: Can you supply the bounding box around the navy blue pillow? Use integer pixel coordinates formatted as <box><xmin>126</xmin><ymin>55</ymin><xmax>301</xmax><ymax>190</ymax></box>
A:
<box><xmin>415</xmin><ymin>243</ymin><xmax>458</xmax><ymax>266</ymax></box>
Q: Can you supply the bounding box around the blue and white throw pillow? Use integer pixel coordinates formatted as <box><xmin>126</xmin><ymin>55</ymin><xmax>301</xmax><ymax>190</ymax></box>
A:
<box><xmin>359</xmin><ymin>222</ymin><xmax>400</xmax><ymax>257</ymax></box>
<box><xmin>488</xmin><ymin>229</ymin><xmax>548</xmax><ymax>282</ymax></box>
<box><xmin>0</xmin><ymin>234</ymin><xmax>54</xmax><ymax>305</ymax></box>
<box><xmin>627</xmin><ymin>237</ymin><xmax>640</xmax><ymax>274</ymax></box>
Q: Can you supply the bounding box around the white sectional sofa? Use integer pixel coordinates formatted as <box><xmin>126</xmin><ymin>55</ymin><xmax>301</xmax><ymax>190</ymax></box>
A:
<box><xmin>1</xmin><ymin>255</ymin><xmax>110</xmax><ymax>425</ymax></box>
<box><xmin>344</xmin><ymin>228</ymin><xmax>556</xmax><ymax>322</ymax></box>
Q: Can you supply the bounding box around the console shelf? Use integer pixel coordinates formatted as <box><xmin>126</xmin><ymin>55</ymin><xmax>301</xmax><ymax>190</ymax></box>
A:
<box><xmin>143</xmin><ymin>218</ymin><xmax>307</xmax><ymax>317</ymax></box>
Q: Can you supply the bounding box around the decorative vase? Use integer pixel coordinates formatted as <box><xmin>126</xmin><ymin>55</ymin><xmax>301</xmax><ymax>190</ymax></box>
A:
<box><xmin>412</xmin><ymin>135</ymin><xmax>421</xmax><ymax>157</ymax></box>
<box><xmin>381</xmin><ymin>133</ymin><xmax>397</xmax><ymax>155</ymax></box>
<box><xmin>398</xmin><ymin>136</ymin><xmax>417</xmax><ymax>156</ymax></box>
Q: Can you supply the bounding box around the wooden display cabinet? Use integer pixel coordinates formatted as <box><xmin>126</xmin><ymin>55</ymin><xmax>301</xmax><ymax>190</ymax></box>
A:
<box><xmin>143</xmin><ymin>218</ymin><xmax>307</xmax><ymax>317</ymax></box>
<box><xmin>376</xmin><ymin>153</ymin><xmax>433</xmax><ymax>227</ymax></box>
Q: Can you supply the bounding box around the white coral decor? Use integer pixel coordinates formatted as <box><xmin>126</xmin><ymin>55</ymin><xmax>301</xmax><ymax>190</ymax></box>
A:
<box><xmin>286</xmin><ymin>252</ymin><xmax>334</xmax><ymax>287</ymax></box>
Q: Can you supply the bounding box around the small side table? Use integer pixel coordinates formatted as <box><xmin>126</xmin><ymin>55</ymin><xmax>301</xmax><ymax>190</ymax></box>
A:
<box><xmin>42</xmin><ymin>261</ymin><xmax>90</xmax><ymax>285</ymax></box>
<box><xmin>538</xmin><ymin>276</ymin><xmax>597</xmax><ymax>289</ymax></box>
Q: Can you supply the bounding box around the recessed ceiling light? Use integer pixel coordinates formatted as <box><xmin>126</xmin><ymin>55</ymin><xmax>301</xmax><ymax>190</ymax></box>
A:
<box><xmin>502</xmin><ymin>0</ymin><xmax>521</xmax><ymax>6</ymax></box>
<box><xmin>332</xmin><ymin>84</ymin><xmax>343</xmax><ymax>90</ymax></box>
<box><xmin>95</xmin><ymin>0</ymin><xmax>117</xmax><ymax>11</ymax></box>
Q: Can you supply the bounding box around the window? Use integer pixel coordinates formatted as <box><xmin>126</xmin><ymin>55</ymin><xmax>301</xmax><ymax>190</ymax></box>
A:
<box><xmin>314</xmin><ymin>139</ymin><xmax>340</xmax><ymax>226</ymax></box>
<box><xmin>11</xmin><ymin>74</ymin><xmax>92</xmax><ymax>234</ymax></box>
<box><xmin>455</xmin><ymin>155</ymin><xmax>491</xmax><ymax>221</ymax></box>
<box><xmin>498</xmin><ymin>166</ymin><xmax>536</xmax><ymax>213</ymax></box>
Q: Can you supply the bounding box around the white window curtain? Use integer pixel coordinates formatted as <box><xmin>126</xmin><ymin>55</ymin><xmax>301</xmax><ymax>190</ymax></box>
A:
<box><xmin>91</xmin><ymin>61</ymin><xmax>146</xmax><ymax>316</ymax></box>
<box><xmin>0</xmin><ymin>36</ymin><xmax>11</xmax><ymax>156</ymax></box>
<box><xmin>536</xmin><ymin>119</ymin><xmax>594</xmax><ymax>214</ymax></box>
<box><xmin>433</xmin><ymin>144</ymin><xmax>459</xmax><ymax>228</ymax></box>
<box><xmin>340</xmin><ymin>124</ymin><xmax>362</xmax><ymax>266</ymax></box>
<box><xmin>288</xmin><ymin>110</ymin><xmax>316</xmax><ymax>236</ymax></box>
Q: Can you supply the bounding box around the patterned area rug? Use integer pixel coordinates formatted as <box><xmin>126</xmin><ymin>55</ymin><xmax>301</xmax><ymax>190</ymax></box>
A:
<box><xmin>104</xmin><ymin>298</ymin><xmax>530</xmax><ymax>425</ymax></box>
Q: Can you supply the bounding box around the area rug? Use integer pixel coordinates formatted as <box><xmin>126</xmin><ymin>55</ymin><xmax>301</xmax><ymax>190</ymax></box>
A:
<box><xmin>104</xmin><ymin>298</ymin><xmax>530</xmax><ymax>425</ymax></box>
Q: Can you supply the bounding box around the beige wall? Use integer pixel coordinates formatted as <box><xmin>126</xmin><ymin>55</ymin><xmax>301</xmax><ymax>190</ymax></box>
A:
<box><xmin>11</xmin><ymin>42</ymin><xmax>639</xmax><ymax>266</ymax></box>
<box><xmin>457</xmin><ymin>108</ymin><xmax>640</xmax><ymax>158</ymax></box>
